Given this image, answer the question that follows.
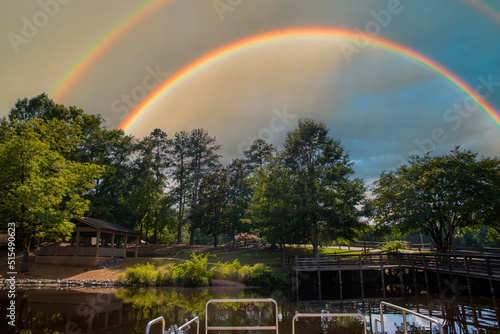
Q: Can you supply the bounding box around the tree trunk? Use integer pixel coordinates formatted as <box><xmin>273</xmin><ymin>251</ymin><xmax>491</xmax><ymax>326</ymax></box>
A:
<box><xmin>311</xmin><ymin>223</ymin><xmax>319</xmax><ymax>257</ymax></box>
<box><xmin>177</xmin><ymin>189</ymin><xmax>184</xmax><ymax>244</ymax></box>
<box><xmin>153</xmin><ymin>210</ymin><xmax>158</xmax><ymax>244</ymax></box>
<box><xmin>312</xmin><ymin>242</ymin><xmax>319</xmax><ymax>258</ymax></box>
<box><xmin>177</xmin><ymin>221</ymin><xmax>182</xmax><ymax>244</ymax></box>
<box><xmin>21</xmin><ymin>246</ymin><xmax>29</xmax><ymax>273</ymax></box>
<box><xmin>214</xmin><ymin>234</ymin><xmax>218</xmax><ymax>248</ymax></box>
<box><xmin>189</xmin><ymin>227</ymin><xmax>196</xmax><ymax>246</ymax></box>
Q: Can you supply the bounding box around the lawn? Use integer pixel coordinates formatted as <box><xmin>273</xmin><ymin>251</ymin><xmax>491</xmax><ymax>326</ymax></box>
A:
<box><xmin>113</xmin><ymin>246</ymin><xmax>372</xmax><ymax>273</ymax></box>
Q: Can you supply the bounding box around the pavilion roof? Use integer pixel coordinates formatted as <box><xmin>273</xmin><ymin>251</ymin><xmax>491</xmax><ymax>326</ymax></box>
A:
<box><xmin>71</xmin><ymin>217</ymin><xmax>140</xmax><ymax>236</ymax></box>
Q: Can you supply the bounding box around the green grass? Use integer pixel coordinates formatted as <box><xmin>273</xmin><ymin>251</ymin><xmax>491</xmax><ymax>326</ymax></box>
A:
<box><xmin>113</xmin><ymin>258</ymin><xmax>175</xmax><ymax>271</ymax></box>
<box><xmin>173</xmin><ymin>246</ymin><xmax>368</xmax><ymax>266</ymax></box>
<box><xmin>113</xmin><ymin>246</ymin><xmax>373</xmax><ymax>278</ymax></box>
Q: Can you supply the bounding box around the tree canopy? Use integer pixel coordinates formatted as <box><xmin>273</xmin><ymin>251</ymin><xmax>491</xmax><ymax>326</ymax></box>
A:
<box><xmin>0</xmin><ymin>118</ymin><xmax>102</xmax><ymax>271</ymax></box>
<box><xmin>251</xmin><ymin>119</ymin><xmax>366</xmax><ymax>256</ymax></box>
<box><xmin>5</xmin><ymin>94</ymin><xmax>500</xmax><ymax>262</ymax></box>
<box><xmin>372</xmin><ymin>148</ymin><xmax>500</xmax><ymax>252</ymax></box>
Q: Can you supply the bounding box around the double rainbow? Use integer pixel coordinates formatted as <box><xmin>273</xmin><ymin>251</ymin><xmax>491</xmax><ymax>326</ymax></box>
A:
<box><xmin>118</xmin><ymin>27</ymin><xmax>500</xmax><ymax>131</ymax></box>
<box><xmin>49</xmin><ymin>0</ymin><xmax>174</xmax><ymax>101</ymax></box>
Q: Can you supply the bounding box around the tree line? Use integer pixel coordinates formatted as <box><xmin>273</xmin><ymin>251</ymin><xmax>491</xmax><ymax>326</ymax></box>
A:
<box><xmin>1</xmin><ymin>94</ymin><xmax>499</xmax><ymax>272</ymax></box>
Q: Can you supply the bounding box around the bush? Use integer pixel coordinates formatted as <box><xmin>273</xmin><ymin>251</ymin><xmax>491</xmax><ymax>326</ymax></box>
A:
<box><xmin>172</xmin><ymin>253</ymin><xmax>212</xmax><ymax>287</ymax></box>
<box><xmin>211</xmin><ymin>259</ymin><xmax>244</xmax><ymax>282</ymax></box>
<box><xmin>118</xmin><ymin>263</ymin><xmax>157</xmax><ymax>286</ymax></box>
<box><xmin>245</xmin><ymin>263</ymin><xmax>274</xmax><ymax>286</ymax></box>
<box><xmin>381</xmin><ymin>240</ymin><xmax>408</xmax><ymax>253</ymax></box>
<box><xmin>118</xmin><ymin>254</ymin><xmax>278</xmax><ymax>287</ymax></box>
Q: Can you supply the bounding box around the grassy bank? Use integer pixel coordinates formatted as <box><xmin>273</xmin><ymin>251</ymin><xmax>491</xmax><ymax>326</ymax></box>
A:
<box><xmin>115</xmin><ymin>246</ymin><xmax>369</xmax><ymax>287</ymax></box>
<box><xmin>117</xmin><ymin>253</ymin><xmax>279</xmax><ymax>287</ymax></box>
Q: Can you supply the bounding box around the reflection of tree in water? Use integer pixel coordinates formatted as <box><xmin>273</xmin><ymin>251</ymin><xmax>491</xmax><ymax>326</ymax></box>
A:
<box><xmin>313</xmin><ymin>317</ymin><xmax>365</xmax><ymax>334</ymax></box>
<box><xmin>115</xmin><ymin>287</ymin><xmax>267</xmax><ymax>332</ymax></box>
<box><xmin>394</xmin><ymin>322</ymin><xmax>430</xmax><ymax>333</ymax></box>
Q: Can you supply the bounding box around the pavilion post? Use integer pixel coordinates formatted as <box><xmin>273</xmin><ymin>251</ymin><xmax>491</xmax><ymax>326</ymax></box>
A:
<box><xmin>96</xmin><ymin>231</ymin><xmax>101</xmax><ymax>258</ymax></box>
<box><xmin>75</xmin><ymin>230</ymin><xmax>80</xmax><ymax>256</ymax></box>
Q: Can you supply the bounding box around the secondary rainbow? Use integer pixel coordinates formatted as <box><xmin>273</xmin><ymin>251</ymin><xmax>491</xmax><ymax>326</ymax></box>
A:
<box><xmin>49</xmin><ymin>0</ymin><xmax>174</xmax><ymax>102</ymax></box>
<box><xmin>462</xmin><ymin>0</ymin><xmax>500</xmax><ymax>25</ymax></box>
<box><xmin>119</xmin><ymin>27</ymin><xmax>500</xmax><ymax>131</ymax></box>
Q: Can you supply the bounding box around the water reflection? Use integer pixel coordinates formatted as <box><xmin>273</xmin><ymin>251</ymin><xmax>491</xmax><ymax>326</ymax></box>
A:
<box><xmin>0</xmin><ymin>287</ymin><xmax>499</xmax><ymax>333</ymax></box>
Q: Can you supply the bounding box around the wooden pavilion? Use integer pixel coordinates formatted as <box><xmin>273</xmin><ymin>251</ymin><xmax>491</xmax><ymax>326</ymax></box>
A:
<box><xmin>35</xmin><ymin>217</ymin><xmax>140</xmax><ymax>266</ymax></box>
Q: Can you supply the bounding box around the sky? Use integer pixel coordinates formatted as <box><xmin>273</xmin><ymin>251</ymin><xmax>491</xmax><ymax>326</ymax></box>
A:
<box><xmin>1</xmin><ymin>0</ymin><xmax>500</xmax><ymax>182</ymax></box>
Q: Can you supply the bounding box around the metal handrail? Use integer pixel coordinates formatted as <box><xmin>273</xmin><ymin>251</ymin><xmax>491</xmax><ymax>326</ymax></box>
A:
<box><xmin>377</xmin><ymin>301</ymin><xmax>444</xmax><ymax>334</ymax></box>
<box><xmin>174</xmin><ymin>316</ymin><xmax>200</xmax><ymax>334</ymax></box>
<box><xmin>292</xmin><ymin>313</ymin><xmax>367</xmax><ymax>334</ymax></box>
<box><xmin>145</xmin><ymin>316</ymin><xmax>165</xmax><ymax>334</ymax></box>
<box><xmin>205</xmin><ymin>298</ymin><xmax>278</xmax><ymax>333</ymax></box>
<box><xmin>374</xmin><ymin>318</ymin><xmax>382</xmax><ymax>333</ymax></box>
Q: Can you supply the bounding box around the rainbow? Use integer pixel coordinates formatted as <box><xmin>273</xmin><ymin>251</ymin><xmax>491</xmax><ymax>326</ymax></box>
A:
<box><xmin>119</xmin><ymin>27</ymin><xmax>500</xmax><ymax>132</ymax></box>
<box><xmin>49</xmin><ymin>0</ymin><xmax>174</xmax><ymax>102</ymax></box>
<box><xmin>462</xmin><ymin>0</ymin><xmax>500</xmax><ymax>25</ymax></box>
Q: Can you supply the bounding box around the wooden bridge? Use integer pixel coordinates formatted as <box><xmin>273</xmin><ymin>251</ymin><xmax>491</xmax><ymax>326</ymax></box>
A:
<box><xmin>282</xmin><ymin>253</ymin><xmax>500</xmax><ymax>300</ymax></box>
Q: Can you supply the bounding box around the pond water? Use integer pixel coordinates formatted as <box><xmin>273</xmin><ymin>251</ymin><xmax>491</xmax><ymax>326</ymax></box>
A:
<box><xmin>1</xmin><ymin>287</ymin><xmax>499</xmax><ymax>333</ymax></box>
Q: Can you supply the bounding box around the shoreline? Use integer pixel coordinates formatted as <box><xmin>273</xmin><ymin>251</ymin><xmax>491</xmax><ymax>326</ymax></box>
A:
<box><xmin>0</xmin><ymin>278</ymin><xmax>120</xmax><ymax>289</ymax></box>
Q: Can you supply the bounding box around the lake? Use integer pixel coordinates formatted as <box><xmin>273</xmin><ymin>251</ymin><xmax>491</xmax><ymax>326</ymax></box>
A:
<box><xmin>1</xmin><ymin>287</ymin><xmax>499</xmax><ymax>333</ymax></box>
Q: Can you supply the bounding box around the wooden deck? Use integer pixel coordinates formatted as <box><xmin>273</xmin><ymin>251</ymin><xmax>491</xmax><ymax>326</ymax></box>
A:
<box><xmin>283</xmin><ymin>253</ymin><xmax>500</xmax><ymax>300</ymax></box>
<box><xmin>283</xmin><ymin>253</ymin><xmax>500</xmax><ymax>280</ymax></box>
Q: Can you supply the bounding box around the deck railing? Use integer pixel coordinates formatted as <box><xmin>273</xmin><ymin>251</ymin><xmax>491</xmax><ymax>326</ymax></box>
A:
<box><xmin>205</xmin><ymin>298</ymin><xmax>278</xmax><ymax>334</ymax></box>
<box><xmin>375</xmin><ymin>301</ymin><xmax>443</xmax><ymax>334</ymax></box>
<box><xmin>283</xmin><ymin>253</ymin><xmax>500</xmax><ymax>279</ymax></box>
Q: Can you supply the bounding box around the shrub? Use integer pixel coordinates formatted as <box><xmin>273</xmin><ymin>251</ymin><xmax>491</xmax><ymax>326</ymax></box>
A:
<box><xmin>171</xmin><ymin>253</ymin><xmax>212</xmax><ymax>287</ymax></box>
<box><xmin>119</xmin><ymin>263</ymin><xmax>157</xmax><ymax>286</ymax></box>
<box><xmin>381</xmin><ymin>240</ymin><xmax>408</xmax><ymax>253</ymax></box>
<box><xmin>211</xmin><ymin>259</ymin><xmax>243</xmax><ymax>281</ymax></box>
<box><xmin>245</xmin><ymin>263</ymin><xmax>274</xmax><ymax>286</ymax></box>
<box><xmin>118</xmin><ymin>255</ymin><xmax>278</xmax><ymax>287</ymax></box>
<box><xmin>156</xmin><ymin>268</ymin><xmax>174</xmax><ymax>286</ymax></box>
<box><xmin>234</xmin><ymin>233</ymin><xmax>260</xmax><ymax>247</ymax></box>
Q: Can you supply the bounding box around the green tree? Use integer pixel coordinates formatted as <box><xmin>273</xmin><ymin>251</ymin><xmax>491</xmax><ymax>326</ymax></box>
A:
<box><xmin>170</xmin><ymin>131</ymin><xmax>192</xmax><ymax>244</ymax></box>
<box><xmin>0</xmin><ymin>119</ymin><xmax>102</xmax><ymax>272</ymax></box>
<box><xmin>372</xmin><ymin>148</ymin><xmax>500</xmax><ymax>252</ymax></box>
<box><xmin>73</xmin><ymin>127</ymin><xmax>136</xmax><ymax>227</ymax></box>
<box><xmin>251</xmin><ymin>119</ymin><xmax>366</xmax><ymax>256</ymax></box>
<box><xmin>226</xmin><ymin>159</ymin><xmax>253</xmax><ymax>247</ymax></box>
<box><xmin>250</xmin><ymin>156</ymin><xmax>300</xmax><ymax>248</ymax></box>
<box><xmin>7</xmin><ymin>93</ymin><xmax>138</xmax><ymax>229</ymax></box>
<box><xmin>190</xmin><ymin>170</ymin><xmax>229</xmax><ymax>247</ymax></box>
<box><xmin>187</xmin><ymin>128</ymin><xmax>221</xmax><ymax>245</ymax></box>
<box><xmin>243</xmin><ymin>138</ymin><xmax>274</xmax><ymax>171</ymax></box>
<box><xmin>148</xmin><ymin>129</ymin><xmax>171</xmax><ymax>243</ymax></box>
